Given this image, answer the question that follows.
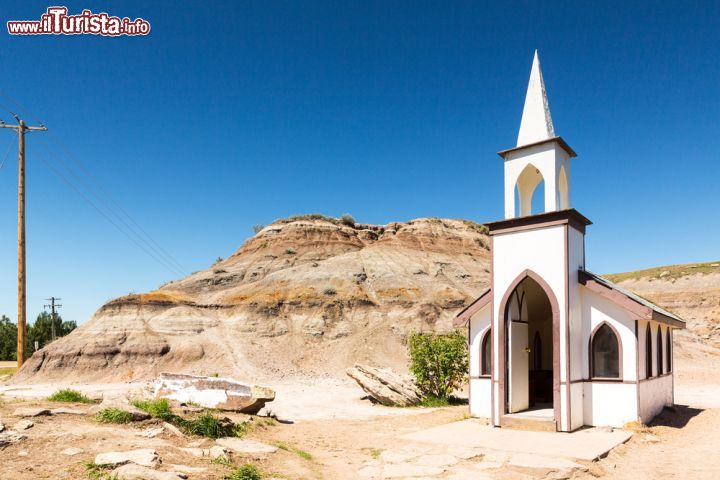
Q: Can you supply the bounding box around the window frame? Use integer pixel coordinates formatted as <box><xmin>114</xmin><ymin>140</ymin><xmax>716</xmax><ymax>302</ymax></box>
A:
<box><xmin>589</xmin><ymin>321</ymin><xmax>623</xmax><ymax>381</ymax></box>
<box><xmin>657</xmin><ymin>325</ymin><xmax>664</xmax><ymax>375</ymax></box>
<box><xmin>666</xmin><ymin>327</ymin><xmax>672</xmax><ymax>373</ymax></box>
<box><xmin>480</xmin><ymin>327</ymin><xmax>491</xmax><ymax>377</ymax></box>
<box><xmin>645</xmin><ymin>323</ymin><xmax>653</xmax><ymax>378</ymax></box>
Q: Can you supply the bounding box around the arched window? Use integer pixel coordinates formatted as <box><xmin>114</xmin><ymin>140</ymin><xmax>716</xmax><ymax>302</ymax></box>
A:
<box><xmin>481</xmin><ymin>329</ymin><xmax>491</xmax><ymax>376</ymax></box>
<box><xmin>591</xmin><ymin>323</ymin><xmax>620</xmax><ymax>379</ymax></box>
<box><xmin>645</xmin><ymin>323</ymin><xmax>653</xmax><ymax>378</ymax></box>
<box><xmin>657</xmin><ymin>326</ymin><xmax>663</xmax><ymax>375</ymax></box>
<box><xmin>515</xmin><ymin>163</ymin><xmax>544</xmax><ymax>217</ymax></box>
<box><xmin>533</xmin><ymin>331</ymin><xmax>542</xmax><ymax>370</ymax></box>
<box><xmin>666</xmin><ymin>327</ymin><xmax>672</xmax><ymax>373</ymax></box>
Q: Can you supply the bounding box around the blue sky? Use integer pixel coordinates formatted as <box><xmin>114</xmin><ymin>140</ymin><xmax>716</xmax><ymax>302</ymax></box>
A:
<box><xmin>0</xmin><ymin>1</ymin><xmax>717</xmax><ymax>325</ymax></box>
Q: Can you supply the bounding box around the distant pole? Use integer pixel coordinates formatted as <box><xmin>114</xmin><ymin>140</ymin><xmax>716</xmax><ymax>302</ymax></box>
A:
<box><xmin>0</xmin><ymin>116</ymin><xmax>47</xmax><ymax>368</ymax></box>
<box><xmin>44</xmin><ymin>297</ymin><xmax>62</xmax><ymax>342</ymax></box>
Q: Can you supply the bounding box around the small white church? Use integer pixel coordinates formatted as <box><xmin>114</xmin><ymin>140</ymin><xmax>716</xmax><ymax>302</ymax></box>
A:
<box><xmin>454</xmin><ymin>52</ymin><xmax>685</xmax><ymax>432</ymax></box>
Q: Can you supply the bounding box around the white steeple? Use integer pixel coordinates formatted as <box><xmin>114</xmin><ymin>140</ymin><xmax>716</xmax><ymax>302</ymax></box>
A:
<box><xmin>516</xmin><ymin>50</ymin><xmax>555</xmax><ymax>147</ymax></box>
<box><xmin>498</xmin><ymin>51</ymin><xmax>575</xmax><ymax>219</ymax></box>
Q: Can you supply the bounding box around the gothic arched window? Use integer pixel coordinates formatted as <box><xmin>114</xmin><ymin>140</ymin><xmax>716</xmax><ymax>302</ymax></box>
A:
<box><xmin>481</xmin><ymin>329</ymin><xmax>491</xmax><ymax>376</ymax></box>
<box><xmin>657</xmin><ymin>326</ymin><xmax>663</xmax><ymax>375</ymax></box>
<box><xmin>591</xmin><ymin>323</ymin><xmax>620</xmax><ymax>379</ymax></box>
<box><xmin>645</xmin><ymin>323</ymin><xmax>653</xmax><ymax>378</ymax></box>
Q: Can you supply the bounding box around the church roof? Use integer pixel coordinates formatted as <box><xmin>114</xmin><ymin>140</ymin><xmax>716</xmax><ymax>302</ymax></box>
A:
<box><xmin>578</xmin><ymin>270</ymin><xmax>685</xmax><ymax>328</ymax></box>
<box><xmin>453</xmin><ymin>270</ymin><xmax>685</xmax><ymax>328</ymax></box>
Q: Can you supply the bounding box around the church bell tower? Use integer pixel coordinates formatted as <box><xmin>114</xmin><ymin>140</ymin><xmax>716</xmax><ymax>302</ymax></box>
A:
<box><xmin>499</xmin><ymin>50</ymin><xmax>576</xmax><ymax>219</ymax></box>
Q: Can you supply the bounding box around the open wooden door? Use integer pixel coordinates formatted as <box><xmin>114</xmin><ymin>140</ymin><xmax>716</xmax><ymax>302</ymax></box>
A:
<box><xmin>508</xmin><ymin>321</ymin><xmax>529</xmax><ymax>413</ymax></box>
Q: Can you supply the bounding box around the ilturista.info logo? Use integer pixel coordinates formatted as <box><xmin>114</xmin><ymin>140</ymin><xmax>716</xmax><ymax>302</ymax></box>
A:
<box><xmin>7</xmin><ymin>6</ymin><xmax>150</xmax><ymax>36</ymax></box>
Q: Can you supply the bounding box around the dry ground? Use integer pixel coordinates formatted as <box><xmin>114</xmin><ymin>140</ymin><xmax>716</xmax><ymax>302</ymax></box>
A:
<box><xmin>1</xmin><ymin>349</ymin><xmax>719</xmax><ymax>480</ymax></box>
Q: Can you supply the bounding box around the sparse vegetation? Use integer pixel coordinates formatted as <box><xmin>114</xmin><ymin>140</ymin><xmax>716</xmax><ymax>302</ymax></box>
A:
<box><xmin>461</xmin><ymin>219</ymin><xmax>490</xmax><ymax>235</ymax></box>
<box><xmin>409</xmin><ymin>331</ymin><xmax>468</xmax><ymax>400</ymax></box>
<box><xmin>131</xmin><ymin>398</ymin><xmax>173</xmax><ymax>419</ymax></box>
<box><xmin>323</xmin><ymin>287</ymin><xmax>337</xmax><ymax>296</ymax></box>
<box><xmin>95</xmin><ymin>407</ymin><xmax>134</xmax><ymax>424</ymax></box>
<box><xmin>274</xmin><ymin>441</ymin><xmax>313</xmax><ymax>460</ymax></box>
<box><xmin>0</xmin><ymin>367</ymin><xmax>17</xmax><ymax>376</ymax></box>
<box><xmin>47</xmin><ymin>388</ymin><xmax>94</xmax><ymax>404</ymax></box>
<box><xmin>83</xmin><ymin>461</ymin><xmax>116</xmax><ymax>480</ymax></box>
<box><xmin>604</xmin><ymin>261</ymin><xmax>720</xmax><ymax>283</ymax></box>
<box><xmin>252</xmin><ymin>224</ymin><xmax>266</xmax><ymax>234</ymax></box>
<box><xmin>285</xmin><ymin>248</ymin><xmax>296</xmax><ymax>255</ymax></box>
<box><xmin>214</xmin><ymin>268</ymin><xmax>228</xmax><ymax>274</ymax></box>
<box><xmin>340</xmin><ymin>214</ymin><xmax>356</xmax><ymax>227</ymax></box>
<box><xmin>131</xmin><ymin>398</ymin><xmax>246</xmax><ymax>438</ymax></box>
<box><xmin>225</xmin><ymin>463</ymin><xmax>262</xmax><ymax>480</ymax></box>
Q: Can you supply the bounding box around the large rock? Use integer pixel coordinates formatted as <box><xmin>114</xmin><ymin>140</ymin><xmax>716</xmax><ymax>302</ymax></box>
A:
<box><xmin>215</xmin><ymin>437</ymin><xmax>278</xmax><ymax>454</ymax></box>
<box><xmin>346</xmin><ymin>364</ymin><xmax>422</xmax><ymax>406</ymax></box>
<box><xmin>0</xmin><ymin>431</ymin><xmax>27</xmax><ymax>449</ymax></box>
<box><xmin>95</xmin><ymin>449</ymin><xmax>160</xmax><ymax>468</ymax></box>
<box><xmin>12</xmin><ymin>407</ymin><xmax>50</xmax><ymax>417</ymax></box>
<box><xmin>154</xmin><ymin>373</ymin><xmax>274</xmax><ymax>414</ymax></box>
<box><xmin>112</xmin><ymin>464</ymin><xmax>186</xmax><ymax>480</ymax></box>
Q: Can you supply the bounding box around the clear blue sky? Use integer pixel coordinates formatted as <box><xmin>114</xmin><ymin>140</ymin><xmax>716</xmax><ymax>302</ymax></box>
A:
<box><xmin>0</xmin><ymin>1</ymin><xmax>717</xmax><ymax>325</ymax></box>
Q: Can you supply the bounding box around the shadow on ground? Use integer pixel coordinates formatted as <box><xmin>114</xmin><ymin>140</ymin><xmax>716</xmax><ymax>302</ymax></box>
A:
<box><xmin>650</xmin><ymin>405</ymin><xmax>703</xmax><ymax>429</ymax></box>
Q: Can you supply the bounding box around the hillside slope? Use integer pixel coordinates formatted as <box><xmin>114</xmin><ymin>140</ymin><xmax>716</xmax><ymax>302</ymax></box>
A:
<box><xmin>16</xmin><ymin>216</ymin><xmax>491</xmax><ymax>382</ymax></box>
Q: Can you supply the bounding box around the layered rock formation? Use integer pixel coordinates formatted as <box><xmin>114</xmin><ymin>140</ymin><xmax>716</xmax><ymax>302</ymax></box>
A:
<box><xmin>16</xmin><ymin>216</ymin><xmax>491</xmax><ymax>382</ymax></box>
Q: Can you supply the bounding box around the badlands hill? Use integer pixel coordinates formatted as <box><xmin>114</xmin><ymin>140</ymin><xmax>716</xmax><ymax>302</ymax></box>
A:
<box><xmin>16</xmin><ymin>214</ymin><xmax>719</xmax><ymax>384</ymax></box>
<box><xmin>16</xmin><ymin>215</ymin><xmax>491</xmax><ymax>382</ymax></box>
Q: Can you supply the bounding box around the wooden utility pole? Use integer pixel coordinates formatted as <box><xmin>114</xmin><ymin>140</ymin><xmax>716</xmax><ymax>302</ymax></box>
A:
<box><xmin>0</xmin><ymin>116</ymin><xmax>47</xmax><ymax>368</ymax></box>
<box><xmin>44</xmin><ymin>297</ymin><xmax>62</xmax><ymax>342</ymax></box>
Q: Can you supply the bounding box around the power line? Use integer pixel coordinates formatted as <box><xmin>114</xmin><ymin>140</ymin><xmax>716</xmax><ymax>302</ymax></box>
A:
<box><xmin>43</xmin><ymin>297</ymin><xmax>62</xmax><ymax>342</ymax></box>
<box><xmin>33</xmin><ymin>144</ymin><xmax>187</xmax><ymax>278</ymax></box>
<box><xmin>0</xmin><ymin>92</ymin><xmax>188</xmax><ymax>278</ymax></box>
<box><xmin>41</xmin><ymin>136</ymin><xmax>187</xmax><ymax>274</ymax></box>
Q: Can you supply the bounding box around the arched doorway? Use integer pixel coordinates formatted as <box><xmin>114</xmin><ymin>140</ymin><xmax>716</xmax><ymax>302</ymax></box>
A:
<box><xmin>498</xmin><ymin>270</ymin><xmax>560</xmax><ymax>428</ymax></box>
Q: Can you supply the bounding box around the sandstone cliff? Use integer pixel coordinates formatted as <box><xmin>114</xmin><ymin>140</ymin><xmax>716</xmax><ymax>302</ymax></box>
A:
<box><xmin>16</xmin><ymin>216</ymin><xmax>491</xmax><ymax>382</ymax></box>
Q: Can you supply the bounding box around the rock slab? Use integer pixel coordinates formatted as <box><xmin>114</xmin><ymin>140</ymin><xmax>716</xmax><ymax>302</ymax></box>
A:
<box><xmin>154</xmin><ymin>373</ymin><xmax>275</xmax><ymax>414</ymax></box>
<box><xmin>112</xmin><ymin>464</ymin><xmax>187</xmax><ymax>480</ymax></box>
<box><xmin>215</xmin><ymin>437</ymin><xmax>278</xmax><ymax>454</ymax></box>
<box><xmin>346</xmin><ymin>364</ymin><xmax>422</xmax><ymax>406</ymax></box>
<box><xmin>0</xmin><ymin>431</ymin><xmax>27</xmax><ymax>449</ymax></box>
<box><xmin>12</xmin><ymin>407</ymin><xmax>51</xmax><ymax>417</ymax></box>
<box><xmin>95</xmin><ymin>449</ymin><xmax>160</xmax><ymax>468</ymax></box>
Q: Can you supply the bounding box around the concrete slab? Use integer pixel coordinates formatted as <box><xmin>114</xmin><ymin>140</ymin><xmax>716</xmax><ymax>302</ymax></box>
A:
<box><xmin>398</xmin><ymin>419</ymin><xmax>632</xmax><ymax>461</ymax></box>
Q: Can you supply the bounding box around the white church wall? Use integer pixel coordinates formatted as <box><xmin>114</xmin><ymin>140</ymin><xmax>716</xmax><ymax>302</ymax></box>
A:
<box><xmin>579</xmin><ymin>289</ymin><xmax>637</xmax><ymax>381</ymax></box>
<box><xmin>469</xmin><ymin>378</ymin><xmax>492</xmax><ymax>418</ymax></box>
<box><xmin>493</xmin><ymin>224</ymin><xmax>569</xmax><ymax>429</ymax></box>
<box><xmin>567</xmin><ymin>226</ymin><xmax>585</xmax><ymax>430</ymax></box>
<box><xmin>638</xmin><ymin>374</ymin><xmax>673</xmax><ymax>423</ymax></box>
<box><xmin>582</xmin><ymin>382</ymin><xmax>637</xmax><ymax>427</ymax></box>
<box><xmin>469</xmin><ymin>307</ymin><xmax>491</xmax><ymax>418</ymax></box>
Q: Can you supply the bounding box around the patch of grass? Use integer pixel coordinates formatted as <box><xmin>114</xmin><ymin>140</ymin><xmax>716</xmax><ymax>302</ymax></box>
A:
<box><xmin>323</xmin><ymin>287</ymin><xmax>337</xmax><ymax>296</ymax></box>
<box><xmin>274</xmin><ymin>441</ymin><xmax>312</xmax><ymax>461</ymax></box>
<box><xmin>369</xmin><ymin>448</ymin><xmax>382</xmax><ymax>459</ymax></box>
<box><xmin>95</xmin><ymin>407</ymin><xmax>134</xmax><ymax>424</ymax></box>
<box><xmin>183</xmin><ymin>412</ymin><xmax>246</xmax><ymax>439</ymax></box>
<box><xmin>225</xmin><ymin>463</ymin><xmax>262</xmax><ymax>480</ymax></box>
<box><xmin>284</xmin><ymin>248</ymin><xmax>296</xmax><ymax>255</ymax></box>
<box><xmin>418</xmin><ymin>395</ymin><xmax>467</xmax><ymax>407</ymax></box>
<box><xmin>131</xmin><ymin>398</ymin><xmax>173</xmax><ymax>419</ymax></box>
<box><xmin>83</xmin><ymin>461</ymin><xmax>117</xmax><ymax>480</ymax></box>
<box><xmin>47</xmin><ymin>388</ymin><xmax>94</xmax><ymax>404</ymax></box>
<box><xmin>0</xmin><ymin>367</ymin><xmax>17</xmax><ymax>376</ymax></box>
<box><xmin>131</xmin><ymin>398</ymin><xmax>246</xmax><ymax>439</ymax></box>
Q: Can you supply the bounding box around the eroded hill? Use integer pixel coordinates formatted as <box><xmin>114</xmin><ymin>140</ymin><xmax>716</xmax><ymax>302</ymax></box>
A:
<box><xmin>16</xmin><ymin>216</ymin><xmax>491</xmax><ymax>382</ymax></box>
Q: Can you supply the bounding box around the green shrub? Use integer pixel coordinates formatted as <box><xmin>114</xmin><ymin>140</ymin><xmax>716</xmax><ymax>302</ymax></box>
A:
<box><xmin>226</xmin><ymin>464</ymin><xmax>262</xmax><ymax>480</ymax></box>
<box><xmin>284</xmin><ymin>248</ymin><xmax>296</xmax><ymax>255</ymax></box>
<box><xmin>182</xmin><ymin>412</ymin><xmax>246</xmax><ymax>439</ymax></box>
<box><xmin>340</xmin><ymin>214</ymin><xmax>356</xmax><ymax>227</ymax></box>
<box><xmin>408</xmin><ymin>331</ymin><xmax>468</xmax><ymax>399</ymax></box>
<box><xmin>323</xmin><ymin>287</ymin><xmax>337</xmax><ymax>296</ymax></box>
<box><xmin>95</xmin><ymin>408</ymin><xmax>134</xmax><ymax>424</ymax></box>
<box><xmin>47</xmin><ymin>388</ymin><xmax>94</xmax><ymax>404</ymax></box>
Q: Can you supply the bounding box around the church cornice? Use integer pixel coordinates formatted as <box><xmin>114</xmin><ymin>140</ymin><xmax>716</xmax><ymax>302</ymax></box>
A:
<box><xmin>497</xmin><ymin>136</ymin><xmax>577</xmax><ymax>159</ymax></box>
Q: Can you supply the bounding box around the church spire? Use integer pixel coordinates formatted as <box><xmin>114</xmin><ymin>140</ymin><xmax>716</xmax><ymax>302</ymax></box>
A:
<box><xmin>516</xmin><ymin>50</ymin><xmax>555</xmax><ymax>147</ymax></box>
